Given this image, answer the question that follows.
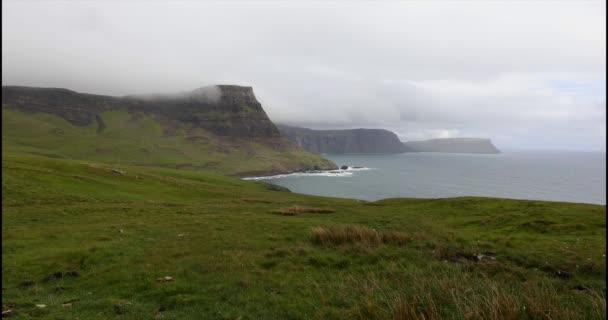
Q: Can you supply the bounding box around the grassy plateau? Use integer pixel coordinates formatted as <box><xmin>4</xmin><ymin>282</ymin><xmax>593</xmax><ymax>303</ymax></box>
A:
<box><xmin>2</xmin><ymin>150</ymin><xmax>606</xmax><ymax>319</ymax></box>
<box><xmin>1</xmin><ymin>102</ymin><xmax>606</xmax><ymax>319</ymax></box>
<box><xmin>1</xmin><ymin>109</ymin><xmax>334</xmax><ymax>176</ymax></box>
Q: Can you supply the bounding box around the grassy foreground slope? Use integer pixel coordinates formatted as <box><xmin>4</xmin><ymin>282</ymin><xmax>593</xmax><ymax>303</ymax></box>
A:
<box><xmin>2</xmin><ymin>109</ymin><xmax>334</xmax><ymax>176</ymax></box>
<box><xmin>2</xmin><ymin>151</ymin><xmax>606</xmax><ymax>319</ymax></box>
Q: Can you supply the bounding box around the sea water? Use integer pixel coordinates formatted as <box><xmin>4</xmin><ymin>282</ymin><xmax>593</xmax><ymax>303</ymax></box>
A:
<box><xmin>246</xmin><ymin>151</ymin><xmax>606</xmax><ymax>205</ymax></box>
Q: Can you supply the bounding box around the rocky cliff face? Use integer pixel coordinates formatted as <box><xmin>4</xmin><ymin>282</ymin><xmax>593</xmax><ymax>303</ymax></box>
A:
<box><xmin>1</xmin><ymin>86</ymin><xmax>118</xmax><ymax>126</ymax></box>
<box><xmin>277</xmin><ymin>125</ymin><xmax>407</xmax><ymax>154</ymax></box>
<box><xmin>124</xmin><ymin>85</ymin><xmax>280</xmax><ymax>138</ymax></box>
<box><xmin>275</xmin><ymin>124</ymin><xmax>501</xmax><ymax>155</ymax></box>
<box><xmin>2</xmin><ymin>85</ymin><xmax>337</xmax><ymax>175</ymax></box>
<box><xmin>403</xmin><ymin>138</ymin><xmax>501</xmax><ymax>154</ymax></box>
<box><xmin>2</xmin><ymin>85</ymin><xmax>280</xmax><ymax>138</ymax></box>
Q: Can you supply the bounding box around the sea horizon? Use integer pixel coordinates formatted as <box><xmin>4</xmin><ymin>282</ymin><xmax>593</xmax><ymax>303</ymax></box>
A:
<box><xmin>253</xmin><ymin>150</ymin><xmax>606</xmax><ymax>205</ymax></box>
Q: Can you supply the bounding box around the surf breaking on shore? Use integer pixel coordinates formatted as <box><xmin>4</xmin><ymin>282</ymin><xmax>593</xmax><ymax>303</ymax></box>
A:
<box><xmin>242</xmin><ymin>166</ymin><xmax>373</xmax><ymax>180</ymax></box>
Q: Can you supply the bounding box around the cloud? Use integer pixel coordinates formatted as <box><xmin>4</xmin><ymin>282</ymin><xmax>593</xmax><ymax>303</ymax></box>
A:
<box><xmin>2</xmin><ymin>1</ymin><xmax>605</xmax><ymax>151</ymax></box>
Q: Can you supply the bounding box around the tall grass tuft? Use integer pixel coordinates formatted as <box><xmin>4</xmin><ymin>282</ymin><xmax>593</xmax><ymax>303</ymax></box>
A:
<box><xmin>310</xmin><ymin>225</ymin><xmax>414</xmax><ymax>246</ymax></box>
<box><xmin>272</xmin><ymin>205</ymin><xmax>336</xmax><ymax>216</ymax></box>
<box><xmin>392</xmin><ymin>296</ymin><xmax>441</xmax><ymax>320</ymax></box>
<box><xmin>341</xmin><ymin>268</ymin><xmax>607</xmax><ymax>320</ymax></box>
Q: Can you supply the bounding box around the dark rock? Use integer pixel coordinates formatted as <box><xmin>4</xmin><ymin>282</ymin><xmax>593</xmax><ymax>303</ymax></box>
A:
<box><xmin>157</xmin><ymin>276</ymin><xmax>174</xmax><ymax>283</ymax></box>
<box><xmin>445</xmin><ymin>251</ymin><xmax>496</xmax><ymax>263</ymax></box>
<box><xmin>340</xmin><ymin>165</ymin><xmax>349</xmax><ymax>170</ymax></box>
<box><xmin>63</xmin><ymin>299</ymin><xmax>79</xmax><ymax>305</ymax></box>
<box><xmin>65</xmin><ymin>270</ymin><xmax>80</xmax><ymax>277</ymax></box>
<box><xmin>2</xmin><ymin>85</ymin><xmax>281</xmax><ymax>138</ymax></box>
<box><xmin>540</xmin><ymin>265</ymin><xmax>572</xmax><ymax>279</ymax></box>
<box><xmin>113</xmin><ymin>300</ymin><xmax>132</xmax><ymax>315</ymax></box>
<box><xmin>555</xmin><ymin>269</ymin><xmax>572</xmax><ymax>279</ymax></box>
<box><xmin>256</xmin><ymin>181</ymin><xmax>291</xmax><ymax>192</ymax></box>
<box><xmin>449</xmin><ymin>252</ymin><xmax>479</xmax><ymax>263</ymax></box>
<box><xmin>114</xmin><ymin>304</ymin><xmax>125</xmax><ymax>315</ymax></box>
<box><xmin>43</xmin><ymin>270</ymin><xmax>80</xmax><ymax>281</ymax></box>
<box><xmin>42</xmin><ymin>272</ymin><xmax>61</xmax><ymax>281</ymax></box>
<box><xmin>2</xmin><ymin>306</ymin><xmax>15</xmax><ymax>318</ymax></box>
<box><xmin>2</xmin><ymin>304</ymin><xmax>15</xmax><ymax>311</ymax></box>
<box><xmin>476</xmin><ymin>252</ymin><xmax>496</xmax><ymax>260</ymax></box>
<box><xmin>18</xmin><ymin>280</ymin><xmax>35</xmax><ymax>288</ymax></box>
<box><xmin>277</xmin><ymin>125</ymin><xmax>407</xmax><ymax>154</ymax></box>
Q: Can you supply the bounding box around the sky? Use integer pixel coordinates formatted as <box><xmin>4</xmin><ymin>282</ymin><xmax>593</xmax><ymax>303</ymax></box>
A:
<box><xmin>2</xmin><ymin>1</ymin><xmax>606</xmax><ymax>151</ymax></box>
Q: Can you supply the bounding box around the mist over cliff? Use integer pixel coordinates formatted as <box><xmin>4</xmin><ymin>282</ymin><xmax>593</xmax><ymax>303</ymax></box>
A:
<box><xmin>403</xmin><ymin>138</ymin><xmax>501</xmax><ymax>154</ymax></box>
<box><xmin>2</xmin><ymin>85</ymin><xmax>279</xmax><ymax>138</ymax></box>
<box><xmin>1</xmin><ymin>85</ymin><xmax>337</xmax><ymax>175</ymax></box>
<box><xmin>3</xmin><ymin>1</ymin><xmax>604</xmax><ymax>151</ymax></box>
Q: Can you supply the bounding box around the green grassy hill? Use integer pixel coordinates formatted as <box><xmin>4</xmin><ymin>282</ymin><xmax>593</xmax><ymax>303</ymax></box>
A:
<box><xmin>2</xmin><ymin>85</ymin><xmax>606</xmax><ymax>319</ymax></box>
<box><xmin>1</xmin><ymin>85</ymin><xmax>336</xmax><ymax>176</ymax></box>
<box><xmin>2</xmin><ymin>151</ymin><xmax>605</xmax><ymax>319</ymax></box>
<box><xmin>2</xmin><ymin>108</ymin><xmax>334</xmax><ymax>177</ymax></box>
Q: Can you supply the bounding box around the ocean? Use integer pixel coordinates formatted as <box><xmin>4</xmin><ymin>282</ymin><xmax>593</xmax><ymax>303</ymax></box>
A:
<box><xmin>246</xmin><ymin>151</ymin><xmax>606</xmax><ymax>205</ymax></box>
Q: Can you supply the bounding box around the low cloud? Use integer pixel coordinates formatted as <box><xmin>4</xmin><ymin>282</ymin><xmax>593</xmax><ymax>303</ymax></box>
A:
<box><xmin>2</xmin><ymin>1</ymin><xmax>605</xmax><ymax>151</ymax></box>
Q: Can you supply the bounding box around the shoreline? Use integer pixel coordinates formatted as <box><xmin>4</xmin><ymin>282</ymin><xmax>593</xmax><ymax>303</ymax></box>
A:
<box><xmin>239</xmin><ymin>166</ymin><xmax>372</xmax><ymax>180</ymax></box>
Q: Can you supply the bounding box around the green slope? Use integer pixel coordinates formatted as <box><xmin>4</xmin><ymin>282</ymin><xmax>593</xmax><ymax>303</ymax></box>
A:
<box><xmin>2</xmin><ymin>151</ymin><xmax>605</xmax><ymax>319</ymax></box>
<box><xmin>2</xmin><ymin>108</ymin><xmax>335</xmax><ymax>176</ymax></box>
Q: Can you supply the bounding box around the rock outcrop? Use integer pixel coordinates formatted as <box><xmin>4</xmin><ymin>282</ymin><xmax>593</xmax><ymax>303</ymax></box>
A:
<box><xmin>403</xmin><ymin>138</ymin><xmax>500</xmax><ymax>154</ymax></box>
<box><xmin>2</xmin><ymin>85</ymin><xmax>279</xmax><ymax>138</ymax></box>
<box><xmin>275</xmin><ymin>124</ymin><xmax>501</xmax><ymax>155</ymax></box>
<box><xmin>2</xmin><ymin>85</ymin><xmax>337</xmax><ymax>175</ymax></box>
<box><xmin>277</xmin><ymin>125</ymin><xmax>407</xmax><ymax>154</ymax></box>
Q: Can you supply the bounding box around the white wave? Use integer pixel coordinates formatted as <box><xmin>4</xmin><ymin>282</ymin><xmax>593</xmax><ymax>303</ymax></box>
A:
<box><xmin>242</xmin><ymin>167</ymin><xmax>373</xmax><ymax>180</ymax></box>
<box><xmin>345</xmin><ymin>166</ymin><xmax>373</xmax><ymax>171</ymax></box>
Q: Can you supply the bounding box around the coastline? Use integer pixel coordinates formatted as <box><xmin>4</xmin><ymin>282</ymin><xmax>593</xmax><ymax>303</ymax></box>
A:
<box><xmin>232</xmin><ymin>163</ymin><xmax>340</xmax><ymax>179</ymax></box>
<box><xmin>239</xmin><ymin>166</ymin><xmax>373</xmax><ymax>180</ymax></box>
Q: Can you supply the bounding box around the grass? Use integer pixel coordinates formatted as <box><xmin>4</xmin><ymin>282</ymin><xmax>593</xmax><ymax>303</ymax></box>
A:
<box><xmin>1</xmin><ymin>108</ymin><xmax>335</xmax><ymax>176</ymax></box>
<box><xmin>2</xmin><ymin>151</ymin><xmax>606</xmax><ymax>319</ymax></box>
<box><xmin>310</xmin><ymin>225</ymin><xmax>415</xmax><ymax>246</ymax></box>
<box><xmin>272</xmin><ymin>205</ymin><xmax>336</xmax><ymax>215</ymax></box>
<box><xmin>383</xmin><ymin>271</ymin><xmax>607</xmax><ymax>320</ymax></box>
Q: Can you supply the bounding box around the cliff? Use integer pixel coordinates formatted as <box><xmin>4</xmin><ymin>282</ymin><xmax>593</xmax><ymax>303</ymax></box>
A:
<box><xmin>2</xmin><ymin>85</ymin><xmax>337</xmax><ymax>175</ymax></box>
<box><xmin>403</xmin><ymin>138</ymin><xmax>501</xmax><ymax>154</ymax></box>
<box><xmin>2</xmin><ymin>85</ymin><xmax>279</xmax><ymax>138</ymax></box>
<box><xmin>277</xmin><ymin>125</ymin><xmax>407</xmax><ymax>154</ymax></box>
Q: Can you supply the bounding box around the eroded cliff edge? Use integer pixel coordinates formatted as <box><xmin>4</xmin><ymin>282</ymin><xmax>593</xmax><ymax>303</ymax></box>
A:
<box><xmin>2</xmin><ymin>85</ymin><xmax>337</xmax><ymax>175</ymax></box>
<box><xmin>277</xmin><ymin>125</ymin><xmax>407</xmax><ymax>154</ymax></box>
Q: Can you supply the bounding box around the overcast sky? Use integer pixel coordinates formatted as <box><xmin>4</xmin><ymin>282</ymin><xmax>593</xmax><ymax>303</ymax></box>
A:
<box><xmin>2</xmin><ymin>1</ymin><xmax>606</xmax><ymax>151</ymax></box>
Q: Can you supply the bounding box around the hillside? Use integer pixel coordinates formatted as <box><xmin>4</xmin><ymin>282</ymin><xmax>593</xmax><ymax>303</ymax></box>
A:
<box><xmin>2</xmin><ymin>151</ymin><xmax>605</xmax><ymax>319</ymax></box>
<box><xmin>1</xmin><ymin>86</ymin><xmax>336</xmax><ymax>176</ymax></box>
<box><xmin>404</xmin><ymin>138</ymin><xmax>501</xmax><ymax>154</ymax></box>
<box><xmin>277</xmin><ymin>125</ymin><xmax>407</xmax><ymax>154</ymax></box>
<box><xmin>2</xmin><ymin>86</ymin><xmax>605</xmax><ymax>319</ymax></box>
